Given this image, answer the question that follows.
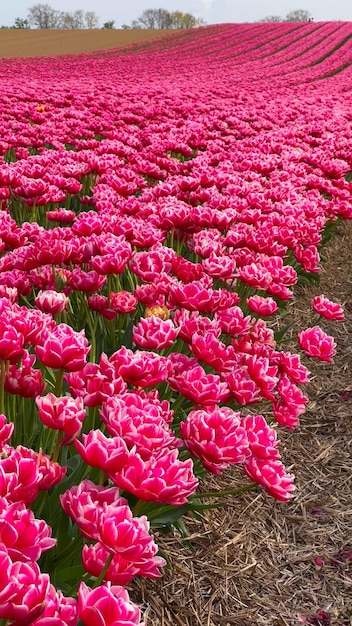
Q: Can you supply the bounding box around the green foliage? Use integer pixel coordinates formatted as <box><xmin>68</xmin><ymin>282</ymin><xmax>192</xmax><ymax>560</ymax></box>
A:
<box><xmin>103</xmin><ymin>20</ymin><xmax>115</xmax><ymax>29</ymax></box>
<box><xmin>130</xmin><ymin>8</ymin><xmax>205</xmax><ymax>29</ymax></box>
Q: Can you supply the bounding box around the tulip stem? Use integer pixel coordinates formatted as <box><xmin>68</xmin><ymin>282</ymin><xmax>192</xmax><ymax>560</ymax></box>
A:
<box><xmin>54</xmin><ymin>368</ymin><xmax>65</xmax><ymax>397</ymax></box>
<box><xmin>99</xmin><ymin>469</ymin><xmax>106</xmax><ymax>485</ymax></box>
<box><xmin>52</xmin><ymin>430</ymin><xmax>64</xmax><ymax>463</ymax></box>
<box><xmin>92</xmin><ymin>552</ymin><xmax>114</xmax><ymax>588</ymax></box>
<box><xmin>190</xmin><ymin>483</ymin><xmax>258</xmax><ymax>499</ymax></box>
<box><xmin>0</xmin><ymin>359</ymin><xmax>4</xmax><ymax>415</ymax></box>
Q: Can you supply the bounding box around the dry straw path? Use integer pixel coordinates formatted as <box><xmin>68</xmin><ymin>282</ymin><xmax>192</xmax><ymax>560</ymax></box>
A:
<box><xmin>132</xmin><ymin>219</ymin><xmax>352</xmax><ymax>626</ymax></box>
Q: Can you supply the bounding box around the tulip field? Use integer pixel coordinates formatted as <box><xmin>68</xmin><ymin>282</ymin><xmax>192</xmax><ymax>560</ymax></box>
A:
<box><xmin>0</xmin><ymin>21</ymin><xmax>351</xmax><ymax>625</ymax></box>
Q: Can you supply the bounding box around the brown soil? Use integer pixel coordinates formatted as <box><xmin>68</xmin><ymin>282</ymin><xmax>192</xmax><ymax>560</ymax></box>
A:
<box><xmin>0</xmin><ymin>29</ymin><xmax>173</xmax><ymax>58</ymax></box>
<box><xmin>131</xmin><ymin>218</ymin><xmax>352</xmax><ymax>626</ymax></box>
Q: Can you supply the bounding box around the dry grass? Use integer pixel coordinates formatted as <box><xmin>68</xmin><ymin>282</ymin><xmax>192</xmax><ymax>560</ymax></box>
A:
<box><xmin>130</xmin><ymin>219</ymin><xmax>352</xmax><ymax>626</ymax></box>
<box><xmin>0</xmin><ymin>29</ymin><xmax>174</xmax><ymax>58</ymax></box>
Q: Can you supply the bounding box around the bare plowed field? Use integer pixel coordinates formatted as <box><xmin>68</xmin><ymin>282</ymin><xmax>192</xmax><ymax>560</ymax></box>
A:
<box><xmin>0</xmin><ymin>29</ymin><xmax>172</xmax><ymax>58</ymax></box>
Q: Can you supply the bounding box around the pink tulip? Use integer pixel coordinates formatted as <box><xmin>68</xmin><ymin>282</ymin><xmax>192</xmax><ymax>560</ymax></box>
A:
<box><xmin>295</xmin><ymin>244</ymin><xmax>320</xmax><ymax>272</ymax></box>
<box><xmin>97</xmin><ymin>505</ymin><xmax>159</xmax><ymax>562</ymax></box>
<box><xmin>0</xmin><ymin>447</ymin><xmax>40</xmax><ymax>504</ymax></box>
<box><xmin>30</xmin><ymin>584</ymin><xmax>78</xmax><ymax>626</ymax></box>
<box><xmin>298</xmin><ymin>326</ymin><xmax>336</xmax><ymax>363</ymax></box>
<box><xmin>244</xmin><ymin>456</ymin><xmax>295</xmax><ymax>502</ymax></box>
<box><xmin>60</xmin><ymin>480</ymin><xmax>128</xmax><ymax>541</ymax></box>
<box><xmin>274</xmin><ymin>351</ymin><xmax>310</xmax><ymax>384</ymax></box>
<box><xmin>74</xmin><ymin>430</ymin><xmax>129</xmax><ymax>473</ymax></box>
<box><xmin>36</xmin><ymin>393</ymin><xmax>86</xmax><ymax>444</ymax></box>
<box><xmin>173</xmin><ymin>309</ymin><xmax>220</xmax><ymax>344</ymax></box>
<box><xmin>110</xmin><ymin>347</ymin><xmax>171</xmax><ymax>387</ymax></box>
<box><xmin>110</xmin><ymin>290</ymin><xmax>138</xmax><ymax>314</ymax></box>
<box><xmin>35</xmin><ymin>323</ymin><xmax>90</xmax><ymax>371</ymax></box>
<box><xmin>215</xmin><ymin>306</ymin><xmax>252</xmax><ymax>336</ymax></box>
<box><xmin>191</xmin><ymin>331</ymin><xmax>237</xmax><ymax>372</ymax></box>
<box><xmin>78</xmin><ymin>582</ymin><xmax>144</xmax><ymax>626</ymax></box>
<box><xmin>100</xmin><ymin>395</ymin><xmax>180</xmax><ymax>460</ymax></box>
<box><xmin>17</xmin><ymin>447</ymin><xmax>66</xmax><ymax>490</ymax></box>
<box><xmin>0</xmin><ymin>317</ymin><xmax>24</xmax><ymax>363</ymax></box>
<box><xmin>111</xmin><ymin>449</ymin><xmax>198</xmax><ymax>505</ymax></box>
<box><xmin>242</xmin><ymin>414</ymin><xmax>281</xmax><ymax>460</ymax></box>
<box><xmin>247</xmin><ymin>295</ymin><xmax>279</xmax><ymax>316</ymax></box>
<box><xmin>35</xmin><ymin>289</ymin><xmax>69</xmax><ymax>315</ymax></box>
<box><xmin>133</xmin><ymin>315</ymin><xmax>179</xmax><ymax>350</ymax></box>
<box><xmin>181</xmin><ymin>406</ymin><xmax>249</xmax><ymax>474</ymax></box>
<box><xmin>0</xmin><ymin>497</ymin><xmax>56</xmax><ymax>562</ymax></box>
<box><xmin>66</xmin><ymin>356</ymin><xmax>126</xmax><ymax>407</ymax></box>
<box><xmin>311</xmin><ymin>295</ymin><xmax>344</xmax><ymax>320</ymax></box>
<box><xmin>0</xmin><ymin>414</ymin><xmax>14</xmax><ymax>448</ymax></box>
<box><xmin>0</xmin><ymin>544</ymin><xmax>50</xmax><ymax>623</ymax></box>
<box><xmin>82</xmin><ymin>541</ymin><xmax>165</xmax><ymax>586</ymax></box>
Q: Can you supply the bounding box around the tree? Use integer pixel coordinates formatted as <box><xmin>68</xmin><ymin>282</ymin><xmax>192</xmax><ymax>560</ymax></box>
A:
<box><xmin>285</xmin><ymin>9</ymin><xmax>312</xmax><ymax>21</ymax></box>
<box><xmin>260</xmin><ymin>15</ymin><xmax>283</xmax><ymax>22</ymax></box>
<box><xmin>60</xmin><ymin>10</ymin><xmax>85</xmax><ymax>29</ymax></box>
<box><xmin>103</xmin><ymin>20</ymin><xmax>115</xmax><ymax>29</ymax></box>
<box><xmin>84</xmin><ymin>11</ymin><xmax>99</xmax><ymax>29</ymax></box>
<box><xmin>12</xmin><ymin>17</ymin><xmax>31</xmax><ymax>29</ymax></box>
<box><xmin>130</xmin><ymin>8</ymin><xmax>204</xmax><ymax>29</ymax></box>
<box><xmin>27</xmin><ymin>4</ymin><xmax>99</xmax><ymax>28</ymax></box>
<box><xmin>27</xmin><ymin>4</ymin><xmax>61</xmax><ymax>28</ymax></box>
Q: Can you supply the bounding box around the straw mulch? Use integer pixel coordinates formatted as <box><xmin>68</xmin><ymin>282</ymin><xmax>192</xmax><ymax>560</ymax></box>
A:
<box><xmin>131</xmin><ymin>218</ymin><xmax>352</xmax><ymax>626</ymax></box>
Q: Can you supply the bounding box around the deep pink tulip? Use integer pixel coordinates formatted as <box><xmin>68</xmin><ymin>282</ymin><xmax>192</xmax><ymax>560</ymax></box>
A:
<box><xmin>74</xmin><ymin>430</ymin><xmax>129</xmax><ymax>473</ymax></box>
<box><xmin>247</xmin><ymin>295</ymin><xmax>279</xmax><ymax>316</ymax></box>
<box><xmin>0</xmin><ymin>544</ymin><xmax>50</xmax><ymax>623</ymax></box>
<box><xmin>244</xmin><ymin>456</ymin><xmax>295</xmax><ymax>501</ymax></box>
<box><xmin>36</xmin><ymin>393</ymin><xmax>86</xmax><ymax>444</ymax></box>
<box><xmin>111</xmin><ymin>449</ymin><xmax>198</xmax><ymax>505</ymax></box>
<box><xmin>110</xmin><ymin>347</ymin><xmax>171</xmax><ymax>387</ymax></box>
<box><xmin>30</xmin><ymin>584</ymin><xmax>78</xmax><ymax>626</ymax></box>
<box><xmin>35</xmin><ymin>289</ymin><xmax>69</xmax><ymax>315</ymax></box>
<box><xmin>35</xmin><ymin>323</ymin><xmax>90</xmax><ymax>371</ymax></box>
<box><xmin>298</xmin><ymin>326</ymin><xmax>336</xmax><ymax>363</ymax></box>
<box><xmin>60</xmin><ymin>480</ymin><xmax>128</xmax><ymax>542</ymax></box>
<box><xmin>5</xmin><ymin>356</ymin><xmax>46</xmax><ymax>399</ymax></box>
<box><xmin>0</xmin><ymin>414</ymin><xmax>14</xmax><ymax>448</ymax></box>
<box><xmin>311</xmin><ymin>295</ymin><xmax>344</xmax><ymax>320</ymax></box>
<box><xmin>133</xmin><ymin>315</ymin><xmax>179</xmax><ymax>350</ymax></box>
<box><xmin>0</xmin><ymin>497</ymin><xmax>56</xmax><ymax>562</ymax></box>
<box><xmin>0</xmin><ymin>447</ymin><xmax>40</xmax><ymax>504</ymax></box>
<box><xmin>100</xmin><ymin>395</ymin><xmax>180</xmax><ymax>460</ymax></box>
<box><xmin>87</xmin><ymin>294</ymin><xmax>117</xmax><ymax>321</ymax></box>
<box><xmin>0</xmin><ymin>317</ymin><xmax>24</xmax><ymax>363</ymax></box>
<box><xmin>242</xmin><ymin>414</ymin><xmax>281</xmax><ymax>461</ymax></box>
<box><xmin>181</xmin><ymin>406</ymin><xmax>249</xmax><ymax>474</ymax></box>
<box><xmin>78</xmin><ymin>582</ymin><xmax>144</xmax><ymax>626</ymax></box>
<box><xmin>82</xmin><ymin>541</ymin><xmax>165</xmax><ymax>586</ymax></box>
<box><xmin>17</xmin><ymin>447</ymin><xmax>66</xmax><ymax>490</ymax></box>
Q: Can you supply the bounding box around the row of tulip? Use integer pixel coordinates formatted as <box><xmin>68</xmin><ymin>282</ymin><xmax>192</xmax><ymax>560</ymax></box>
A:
<box><xmin>0</xmin><ymin>22</ymin><xmax>351</xmax><ymax>626</ymax></box>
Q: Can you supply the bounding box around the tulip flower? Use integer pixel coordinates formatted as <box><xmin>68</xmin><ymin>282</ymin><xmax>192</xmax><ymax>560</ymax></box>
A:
<box><xmin>35</xmin><ymin>323</ymin><xmax>90</xmax><ymax>371</ymax></box>
<box><xmin>298</xmin><ymin>326</ymin><xmax>336</xmax><ymax>363</ymax></box>
<box><xmin>78</xmin><ymin>582</ymin><xmax>144</xmax><ymax>626</ymax></box>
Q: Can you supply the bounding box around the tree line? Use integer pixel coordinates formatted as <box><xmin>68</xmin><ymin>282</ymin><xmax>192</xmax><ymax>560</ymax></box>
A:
<box><xmin>1</xmin><ymin>4</ymin><xmax>205</xmax><ymax>30</ymax></box>
<box><xmin>261</xmin><ymin>9</ymin><xmax>313</xmax><ymax>22</ymax></box>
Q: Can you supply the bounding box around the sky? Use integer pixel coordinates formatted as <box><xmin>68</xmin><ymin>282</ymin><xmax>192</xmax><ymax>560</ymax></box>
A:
<box><xmin>1</xmin><ymin>0</ymin><xmax>352</xmax><ymax>28</ymax></box>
